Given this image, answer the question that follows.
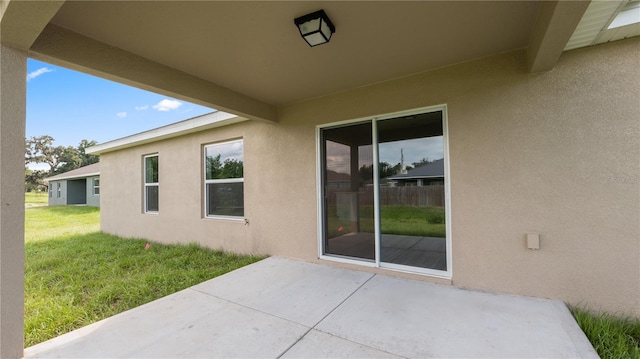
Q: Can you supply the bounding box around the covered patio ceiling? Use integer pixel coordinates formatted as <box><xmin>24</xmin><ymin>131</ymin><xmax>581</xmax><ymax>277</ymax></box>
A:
<box><xmin>2</xmin><ymin>1</ymin><xmax>638</xmax><ymax>122</ymax></box>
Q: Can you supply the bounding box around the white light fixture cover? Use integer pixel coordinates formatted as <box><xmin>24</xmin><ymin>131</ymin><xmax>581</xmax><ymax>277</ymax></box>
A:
<box><xmin>294</xmin><ymin>10</ymin><xmax>336</xmax><ymax>47</ymax></box>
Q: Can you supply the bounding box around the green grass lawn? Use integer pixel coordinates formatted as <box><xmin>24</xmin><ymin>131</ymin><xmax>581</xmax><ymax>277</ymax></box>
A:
<box><xmin>381</xmin><ymin>206</ymin><xmax>446</xmax><ymax>238</ymax></box>
<box><xmin>26</xmin><ymin>206</ymin><xmax>100</xmax><ymax>242</ymax></box>
<box><xmin>25</xmin><ymin>206</ymin><xmax>265</xmax><ymax>347</ymax></box>
<box><xmin>571</xmin><ymin>307</ymin><xmax>640</xmax><ymax>359</ymax></box>
<box><xmin>326</xmin><ymin>205</ymin><xmax>446</xmax><ymax>238</ymax></box>
<box><xmin>25</xmin><ymin>192</ymin><xmax>49</xmax><ymax>205</ymax></box>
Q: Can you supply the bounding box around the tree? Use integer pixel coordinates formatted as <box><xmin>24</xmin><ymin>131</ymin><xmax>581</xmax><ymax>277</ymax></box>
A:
<box><xmin>411</xmin><ymin>157</ymin><xmax>432</xmax><ymax>168</ymax></box>
<box><xmin>359</xmin><ymin>164</ymin><xmax>373</xmax><ymax>181</ymax></box>
<box><xmin>221</xmin><ymin>158</ymin><xmax>243</xmax><ymax>178</ymax></box>
<box><xmin>358</xmin><ymin>162</ymin><xmax>404</xmax><ymax>181</ymax></box>
<box><xmin>26</xmin><ymin>136</ymin><xmax>99</xmax><ymax>175</ymax></box>
<box><xmin>25</xmin><ymin>135</ymin><xmax>67</xmax><ymax>173</ymax></box>
<box><xmin>24</xmin><ymin>168</ymin><xmax>47</xmax><ymax>193</ymax></box>
<box><xmin>379</xmin><ymin>162</ymin><xmax>401</xmax><ymax>178</ymax></box>
<box><xmin>55</xmin><ymin>145</ymin><xmax>84</xmax><ymax>174</ymax></box>
<box><xmin>77</xmin><ymin>139</ymin><xmax>99</xmax><ymax>167</ymax></box>
<box><xmin>206</xmin><ymin>155</ymin><xmax>243</xmax><ymax>179</ymax></box>
<box><xmin>206</xmin><ymin>154</ymin><xmax>223</xmax><ymax>179</ymax></box>
<box><xmin>25</xmin><ymin>136</ymin><xmax>100</xmax><ymax>191</ymax></box>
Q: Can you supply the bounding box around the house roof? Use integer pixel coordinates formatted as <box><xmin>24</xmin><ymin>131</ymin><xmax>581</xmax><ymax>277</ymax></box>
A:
<box><xmin>4</xmin><ymin>1</ymin><xmax>637</xmax><ymax>123</ymax></box>
<box><xmin>326</xmin><ymin>170</ymin><xmax>351</xmax><ymax>183</ymax></box>
<box><xmin>45</xmin><ymin>162</ymin><xmax>100</xmax><ymax>182</ymax></box>
<box><xmin>388</xmin><ymin>159</ymin><xmax>444</xmax><ymax>180</ymax></box>
<box><xmin>86</xmin><ymin>111</ymin><xmax>247</xmax><ymax>155</ymax></box>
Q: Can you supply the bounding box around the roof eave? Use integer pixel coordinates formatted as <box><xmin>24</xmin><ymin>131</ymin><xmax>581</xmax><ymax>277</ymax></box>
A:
<box><xmin>45</xmin><ymin>171</ymin><xmax>100</xmax><ymax>182</ymax></box>
<box><xmin>86</xmin><ymin>111</ymin><xmax>248</xmax><ymax>155</ymax></box>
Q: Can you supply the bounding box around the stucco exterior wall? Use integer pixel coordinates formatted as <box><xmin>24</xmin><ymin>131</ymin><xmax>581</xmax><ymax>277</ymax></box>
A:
<box><xmin>0</xmin><ymin>43</ymin><xmax>26</xmax><ymax>359</ymax></box>
<box><xmin>100</xmin><ymin>123</ymin><xmax>270</xmax><ymax>255</ymax></box>
<box><xmin>86</xmin><ymin>176</ymin><xmax>100</xmax><ymax>207</ymax></box>
<box><xmin>48</xmin><ymin>176</ymin><xmax>100</xmax><ymax>207</ymax></box>
<box><xmin>47</xmin><ymin>180</ymin><xmax>67</xmax><ymax>206</ymax></box>
<box><xmin>101</xmin><ymin>38</ymin><xmax>639</xmax><ymax>315</ymax></box>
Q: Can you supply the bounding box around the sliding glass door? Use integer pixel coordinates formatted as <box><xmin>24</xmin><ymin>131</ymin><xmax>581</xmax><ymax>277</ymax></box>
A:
<box><xmin>377</xmin><ymin>112</ymin><xmax>447</xmax><ymax>271</ymax></box>
<box><xmin>321</xmin><ymin>122</ymin><xmax>375</xmax><ymax>260</ymax></box>
<box><xmin>320</xmin><ymin>107</ymin><xmax>449</xmax><ymax>274</ymax></box>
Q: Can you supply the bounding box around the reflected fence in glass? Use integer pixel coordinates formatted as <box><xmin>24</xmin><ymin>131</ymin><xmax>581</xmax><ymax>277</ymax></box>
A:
<box><xmin>320</xmin><ymin>109</ymin><xmax>448</xmax><ymax>272</ymax></box>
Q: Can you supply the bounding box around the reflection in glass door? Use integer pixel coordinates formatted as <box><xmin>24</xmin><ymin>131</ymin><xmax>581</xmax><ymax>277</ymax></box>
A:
<box><xmin>320</xmin><ymin>108</ymin><xmax>448</xmax><ymax>274</ymax></box>
<box><xmin>378</xmin><ymin>112</ymin><xmax>447</xmax><ymax>270</ymax></box>
<box><xmin>321</xmin><ymin>123</ymin><xmax>375</xmax><ymax>260</ymax></box>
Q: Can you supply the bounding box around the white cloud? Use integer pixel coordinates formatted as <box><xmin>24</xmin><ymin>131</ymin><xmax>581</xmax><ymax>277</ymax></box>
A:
<box><xmin>379</xmin><ymin>137</ymin><xmax>444</xmax><ymax>166</ymax></box>
<box><xmin>152</xmin><ymin>99</ymin><xmax>183</xmax><ymax>112</ymax></box>
<box><xmin>135</xmin><ymin>105</ymin><xmax>149</xmax><ymax>111</ymax></box>
<box><xmin>26</xmin><ymin>67</ymin><xmax>53</xmax><ymax>81</ymax></box>
<box><xmin>116</xmin><ymin>112</ymin><xmax>128</xmax><ymax>118</ymax></box>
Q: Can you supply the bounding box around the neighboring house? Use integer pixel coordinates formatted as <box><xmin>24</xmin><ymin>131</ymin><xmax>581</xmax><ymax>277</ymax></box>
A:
<box><xmin>45</xmin><ymin>163</ymin><xmax>100</xmax><ymax>207</ymax></box>
<box><xmin>326</xmin><ymin>170</ymin><xmax>352</xmax><ymax>190</ymax></box>
<box><xmin>2</xmin><ymin>2</ymin><xmax>640</xmax><ymax>355</ymax></box>
<box><xmin>387</xmin><ymin>159</ymin><xmax>445</xmax><ymax>187</ymax></box>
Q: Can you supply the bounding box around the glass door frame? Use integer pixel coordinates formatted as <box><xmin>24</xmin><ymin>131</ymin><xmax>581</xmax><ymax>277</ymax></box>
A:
<box><xmin>316</xmin><ymin>104</ymin><xmax>452</xmax><ymax>279</ymax></box>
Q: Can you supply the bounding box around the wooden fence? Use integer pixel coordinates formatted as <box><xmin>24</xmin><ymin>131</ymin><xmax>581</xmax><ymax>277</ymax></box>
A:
<box><xmin>327</xmin><ymin>185</ymin><xmax>445</xmax><ymax>208</ymax></box>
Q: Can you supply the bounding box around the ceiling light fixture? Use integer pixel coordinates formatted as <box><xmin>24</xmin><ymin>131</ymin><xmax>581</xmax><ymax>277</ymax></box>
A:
<box><xmin>294</xmin><ymin>10</ymin><xmax>335</xmax><ymax>47</ymax></box>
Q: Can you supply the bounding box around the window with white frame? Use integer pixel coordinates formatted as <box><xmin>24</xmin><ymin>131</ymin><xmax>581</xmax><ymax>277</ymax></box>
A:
<box><xmin>57</xmin><ymin>182</ymin><xmax>61</xmax><ymax>198</ymax></box>
<box><xmin>204</xmin><ymin>140</ymin><xmax>244</xmax><ymax>218</ymax></box>
<box><xmin>93</xmin><ymin>178</ymin><xmax>100</xmax><ymax>195</ymax></box>
<box><xmin>144</xmin><ymin>155</ymin><xmax>159</xmax><ymax>213</ymax></box>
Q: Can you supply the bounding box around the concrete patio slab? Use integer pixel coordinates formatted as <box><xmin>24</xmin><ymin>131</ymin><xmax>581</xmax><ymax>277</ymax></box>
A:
<box><xmin>25</xmin><ymin>257</ymin><xmax>597</xmax><ymax>358</ymax></box>
<box><xmin>281</xmin><ymin>330</ymin><xmax>403</xmax><ymax>359</ymax></box>
<box><xmin>316</xmin><ymin>274</ymin><xmax>597</xmax><ymax>358</ymax></box>
<box><xmin>191</xmin><ymin>255</ymin><xmax>373</xmax><ymax>327</ymax></box>
<box><xmin>25</xmin><ymin>288</ymin><xmax>309</xmax><ymax>358</ymax></box>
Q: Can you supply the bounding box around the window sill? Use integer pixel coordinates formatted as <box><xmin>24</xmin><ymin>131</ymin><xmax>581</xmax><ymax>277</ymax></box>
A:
<box><xmin>204</xmin><ymin>215</ymin><xmax>246</xmax><ymax>222</ymax></box>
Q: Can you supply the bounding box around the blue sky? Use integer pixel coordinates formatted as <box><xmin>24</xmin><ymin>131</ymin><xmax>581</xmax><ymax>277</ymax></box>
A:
<box><xmin>27</xmin><ymin>59</ymin><xmax>214</xmax><ymax>148</ymax></box>
<box><xmin>27</xmin><ymin>58</ymin><xmax>442</xmax><ymax>169</ymax></box>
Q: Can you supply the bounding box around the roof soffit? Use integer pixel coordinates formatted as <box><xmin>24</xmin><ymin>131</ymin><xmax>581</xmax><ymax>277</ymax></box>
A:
<box><xmin>566</xmin><ymin>1</ymin><xmax>640</xmax><ymax>50</ymax></box>
<box><xmin>12</xmin><ymin>1</ymin><xmax>630</xmax><ymax>120</ymax></box>
<box><xmin>30</xmin><ymin>24</ymin><xmax>277</xmax><ymax>123</ymax></box>
<box><xmin>47</xmin><ymin>1</ymin><xmax>540</xmax><ymax>107</ymax></box>
<box><xmin>0</xmin><ymin>0</ymin><xmax>64</xmax><ymax>50</ymax></box>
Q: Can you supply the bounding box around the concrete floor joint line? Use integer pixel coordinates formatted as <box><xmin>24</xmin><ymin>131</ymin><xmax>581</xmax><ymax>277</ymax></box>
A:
<box><xmin>276</xmin><ymin>272</ymin><xmax>378</xmax><ymax>359</ymax></box>
<box><xmin>185</xmin><ymin>287</ymin><xmax>308</xmax><ymax>327</ymax></box>
<box><xmin>311</xmin><ymin>272</ymin><xmax>377</xmax><ymax>329</ymax></box>
<box><xmin>275</xmin><ymin>327</ymin><xmax>314</xmax><ymax>359</ymax></box>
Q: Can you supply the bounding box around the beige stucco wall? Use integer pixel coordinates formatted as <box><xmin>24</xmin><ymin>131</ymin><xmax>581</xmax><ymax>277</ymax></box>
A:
<box><xmin>0</xmin><ymin>44</ymin><xmax>26</xmax><ymax>358</ymax></box>
<box><xmin>101</xmin><ymin>38</ymin><xmax>639</xmax><ymax>316</ymax></box>
<box><xmin>102</xmin><ymin>124</ymin><xmax>266</xmax><ymax>255</ymax></box>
